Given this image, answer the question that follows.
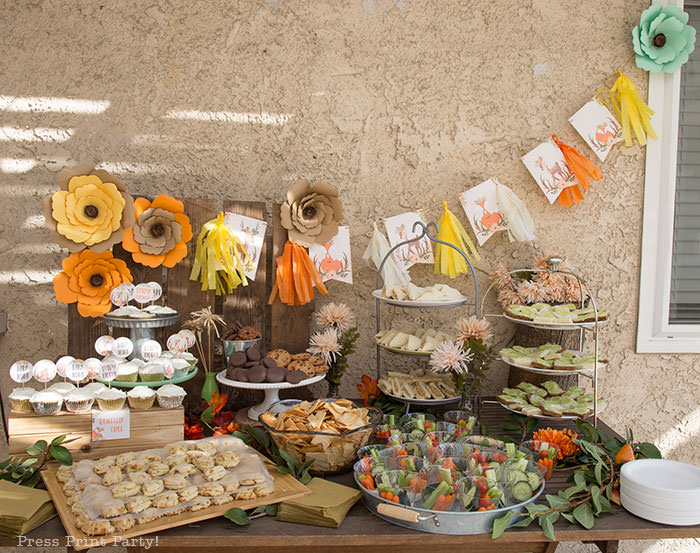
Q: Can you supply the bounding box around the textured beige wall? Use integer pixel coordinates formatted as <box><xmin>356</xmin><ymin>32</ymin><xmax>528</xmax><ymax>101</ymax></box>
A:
<box><xmin>1</xmin><ymin>1</ymin><xmax>699</xmax><ymax>549</ymax></box>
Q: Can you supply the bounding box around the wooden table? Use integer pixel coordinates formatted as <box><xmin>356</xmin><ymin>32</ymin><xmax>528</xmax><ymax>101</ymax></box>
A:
<box><xmin>2</xmin><ymin>400</ymin><xmax>699</xmax><ymax>553</ymax></box>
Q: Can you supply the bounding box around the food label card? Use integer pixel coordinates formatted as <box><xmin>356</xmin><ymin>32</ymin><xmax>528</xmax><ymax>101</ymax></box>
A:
<box><xmin>458</xmin><ymin>179</ymin><xmax>508</xmax><ymax>246</ymax></box>
<box><xmin>223</xmin><ymin>212</ymin><xmax>268</xmax><ymax>281</ymax></box>
<box><xmin>522</xmin><ymin>140</ymin><xmax>577</xmax><ymax>204</ymax></box>
<box><xmin>569</xmin><ymin>97</ymin><xmax>623</xmax><ymax>162</ymax></box>
<box><xmin>384</xmin><ymin>210</ymin><xmax>434</xmax><ymax>269</ymax></box>
<box><xmin>309</xmin><ymin>225</ymin><xmax>353</xmax><ymax>284</ymax></box>
<box><xmin>92</xmin><ymin>408</ymin><xmax>130</xmax><ymax>441</ymax></box>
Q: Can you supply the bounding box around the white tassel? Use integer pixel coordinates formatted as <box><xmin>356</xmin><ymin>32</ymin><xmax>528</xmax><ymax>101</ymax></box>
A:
<box><xmin>362</xmin><ymin>222</ymin><xmax>411</xmax><ymax>287</ymax></box>
<box><xmin>496</xmin><ymin>183</ymin><xmax>536</xmax><ymax>243</ymax></box>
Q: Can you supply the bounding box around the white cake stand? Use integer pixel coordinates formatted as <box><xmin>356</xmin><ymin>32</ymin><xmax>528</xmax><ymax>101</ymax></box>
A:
<box><xmin>216</xmin><ymin>369</ymin><xmax>326</xmax><ymax>421</ymax></box>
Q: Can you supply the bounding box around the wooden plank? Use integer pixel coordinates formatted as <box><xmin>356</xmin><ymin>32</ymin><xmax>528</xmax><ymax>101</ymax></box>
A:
<box><xmin>269</xmin><ymin>203</ymin><xmax>314</xmax><ymax>353</ymax></box>
<box><xmin>221</xmin><ymin>201</ymin><xmax>270</xmax><ymax>350</ymax></box>
<box><xmin>8</xmin><ymin>407</ymin><xmax>183</xmax><ymax>434</ymax></box>
<box><xmin>41</xmin><ymin>450</ymin><xmax>311</xmax><ymax>551</ymax></box>
<box><xmin>167</xmin><ymin>198</ymin><xmax>219</xmax><ymax>409</ymax></box>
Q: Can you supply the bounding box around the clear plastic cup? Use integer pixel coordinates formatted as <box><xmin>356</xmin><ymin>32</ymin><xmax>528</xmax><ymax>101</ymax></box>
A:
<box><xmin>386</xmin><ymin>455</ymin><xmax>426</xmax><ymax>473</ymax></box>
<box><xmin>456</xmin><ymin>475</ymin><xmax>508</xmax><ymax>512</ymax></box>
<box><xmin>375</xmin><ymin>470</ymin><xmax>423</xmax><ymax>507</ymax></box>
<box><xmin>416</xmin><ymin>466</ymin><xmax>458</xmax><ymax>511</ymax></box>
<box><xmin>399</xmin><ymin>413</ymin><xmax>438</xmax><ymax>438</ymax></box>
<box><xmin>356</xmin><ymin>443</ymin><xmax>388</xmax><ymax>461</ymax></box>
<box><xmin>402</xmin><ymin>420</ymin><xmax>455</xmax><ymax>441</ymax></box>
<box><xmin>519</xmin><ymin>440</ymin><xmax>560</xmax><ymax>479</ymax></box>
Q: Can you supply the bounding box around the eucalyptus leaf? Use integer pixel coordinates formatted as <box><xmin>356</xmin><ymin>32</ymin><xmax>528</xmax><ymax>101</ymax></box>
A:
<box><xmin>510</xmin><ymin>516</ymin><xmax>534</xmax><ymax>528</ymax></box>
<box><xmin>21</xmin><ymin>458</ymin><xmax>38</xmax><ymax>467</ymax></box>
<box><xmin>224</xmin><ymin>508</ymin><xmax>250</xmax><ymax>526</ymax></box>
<box><xmin>525</xmin><ymin>503</ymin><xmax>548</xmax><ymax>514</ymax></box>
<box><xmin>572</xmin><ymin>503</ymin><xmax>595</xmax><ymax>529</ymax></box>
<box><xmin>48</xmin><ymin>445</ymin><xmax>72</xmax><ymax>465</ymax></box>
<box><xmin>594</xmin><ymin>462</ymin><xmax>603</xmax><ymax>485</ymax></box>
<box><xmin>541</xmin><ymin>516</ymin><xmax>556</xmax><ymax>541</ymax></box>
<box><xmin>573</xmin><ymin>470</ymin><xmax>586</xmax><ymax>488</ymax></box>
<box><xmin>50</xmin><ymin>435</ymin><xmax>67</xmax><ymax>445</ymax></box>
<box><xmin>561</xmin><ymin>512</ymin><xmax>575</xmax><ymax>524</ymax></box>
<box><xmin>265</xmin><ymin>504</ymin><xmax>278</xmax><ymax>517</ymax></box>
<box><xmin>637</xmin><ymin>442</ymin><xmax>662</xmax><ymax>459</ymax></box>
<box><xmin>590</xmin><ymin>485</ymin><xmax>602</xmax><ymax>514</ymax></box>
<box><xmin>598</xmin><ymin>493</ymin><xmax>612</xmax><ymax>512</ymax></box>
<box><xmin>279</xmin><ymin>449</ymin><xmax>296</xmax><ymax>470</ymax></box>
<box><xmin>24</xmin><ymin>444</ymin><xmax>44</xmax><ymax>456</ymax></box>
<box><xmin>545</xmin><ymin>494</ymin><xmax>570</xmax><ymax>509</ymax></box>
<box><xmin>491</xmin><ymin>512</ymin><xmax>512</xmax><ymax>539</ymax></box>
<box><xmin>525</xmin><ymin>418</ymin><xmax>538</xmax><ymax>434</ymax></box>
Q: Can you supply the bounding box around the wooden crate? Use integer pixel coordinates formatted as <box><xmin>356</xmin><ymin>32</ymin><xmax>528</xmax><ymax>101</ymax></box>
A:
<box><xmin>8</xmin><ymin>407</ymin><xmax>183</xmax><ymax>460</ymax></box>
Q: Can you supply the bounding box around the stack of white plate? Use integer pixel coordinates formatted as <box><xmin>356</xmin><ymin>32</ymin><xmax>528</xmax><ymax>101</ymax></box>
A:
<box><xmin>620</xmin><ymin>459</ymin><xmax>700</xmax><ymax>526</ymax></box>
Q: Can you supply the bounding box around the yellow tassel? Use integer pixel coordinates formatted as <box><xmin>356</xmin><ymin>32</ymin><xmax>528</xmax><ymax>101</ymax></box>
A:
<box><xmin>189</xmin><ymin>212</ymin><xmax>250</xmax><ymax>295</ymax></box>
<box><xmin>434</xmin><ymin>201</ymin><xmax>480</xmax><ymax>279</ymax></box>
<box><xmin>608</xmin><ymin>71</ymin><xmax>657</xmax><ymax>147</ymax></box>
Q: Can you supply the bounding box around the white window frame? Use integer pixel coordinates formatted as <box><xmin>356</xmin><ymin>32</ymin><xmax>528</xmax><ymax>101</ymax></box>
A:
<box><xmin>637</xmin><ymin>0</ymin><xmax>700</xmax><ymax>352</ymax></box>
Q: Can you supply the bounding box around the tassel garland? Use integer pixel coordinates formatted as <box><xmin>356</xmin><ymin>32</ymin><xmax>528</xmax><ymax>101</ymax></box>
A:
<box><xmin>552</xmin><ymin>135</ymin><xmax>602</xmax><ymax>207</ymax></box>
<box><xmin>268</xmin><ymin>241</ymin><xmax>328</xmax><ymax>305</ymax></box>
<box><xmin>608</xmin><ymin>71</ymin><xmax>657</xmax><ymax>146</ymax></box>
<box><xmin>434</xmin><ymin>201</ymin><xmax>480</xmax><ymax>279</ymax></box>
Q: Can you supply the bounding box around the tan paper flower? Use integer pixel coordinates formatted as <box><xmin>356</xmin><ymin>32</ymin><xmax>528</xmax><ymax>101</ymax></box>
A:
<box><xmin>280</xmin><ymin>180</ymin><xmax>343</xmax><ymax>247</ymax></box>
<box><xmin>42</xmin><ymin>164</ymin><xmax>135</xmax><ymax>252</ymax></box>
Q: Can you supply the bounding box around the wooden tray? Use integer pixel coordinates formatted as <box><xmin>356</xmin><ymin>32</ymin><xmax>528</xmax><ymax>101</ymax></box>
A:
<box><xmin>41</xmin><ymin>452</ymin><xmax>311</xmax><ymax>551</ymax></box>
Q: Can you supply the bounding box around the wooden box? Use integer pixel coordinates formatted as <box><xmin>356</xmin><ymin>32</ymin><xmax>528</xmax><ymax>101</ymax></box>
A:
<box><xmin>8</xmin><ymin>407</ymin><xmax>184</xmax><ymax>460</ymax></box>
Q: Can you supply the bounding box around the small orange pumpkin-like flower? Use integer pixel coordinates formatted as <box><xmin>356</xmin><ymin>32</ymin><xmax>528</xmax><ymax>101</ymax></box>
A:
<box><xmin>122</xmin><ymin>194</ymin><xmax>193</xmax><ymax>268</ymax></box>
<box><xmin>53</xmin><ymin>249</ymin><xmax>133</xmax><ymax>317</ymax></box>
<box><xmin>42</xmin><ymin>164</ymin><xmax>135</xmax><ymax>252</ymax></box>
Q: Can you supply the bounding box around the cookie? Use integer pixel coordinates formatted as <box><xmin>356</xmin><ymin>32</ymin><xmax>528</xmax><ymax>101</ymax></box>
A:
<box><xmin>248</xmin><ymin>365</ymin><xmax>267</xmax><ymax>383</ymax></box>
<box><xmin>142</xmin><ymin>479</ymin><xmax>164</xmax><ymax>497</ymax></box>
<box><xmin>267</xmin><ymin>349</ymin><xmax>291</xmax><ymax>367</ymax></box>
<box><xmin>125</xmin><ymin>496</ymin><xmax>152</xmax><ymax>514</ymax></box>
<box><xmin>152</xmin><ymin>492</ymin><xmax>179</xmax><ymax>509</ymax></box>
<box><xmin>102</xmin><ymin>466</ymin><xmax>123</xmax><ymax>487</ymax></box>
<box><xmin>163</xmin><ymin>474</ymin><xmax>188</xmax><ymax>490</ymax></box>
<box><xmin>166</xmin><ymin>453</ymin><xmax>187</xmax><ymax>467</ymax></box>
<box><xmin>147</xmin><ymin>461</ymin><xmax>169</xmax><ymax>477</ymax></box>
<box><xmin>199</xmin><ymin>483</ymin><xmax>225</xmax><ymax>497</ymax></box>
<box><xmin>93</xmin><ymin>457</ymin><xmax>115</xmax><ymax>475</ymax></box>
<box><xmin>126</xmin><ymin>459</ymin><xmax>148</xmax><ymax>473</ymax></box>
<box><xmin>246</xmin><ymin>346</ymin><xmax>261</xmax><ymax>362</ymax></box>
<box><xmin>177</xmin><ymin>486</ymin><xmax>199</xmax><ymax>502</ymax></box>
<box><xmin>285</xmin><ymin>370</ymin><xmax>307</xmax><ymax>384</ymax></box>
<box><xmin>291</xmin><ymin>352</ymin><xmax>311</xmax><ymax>361</ymax></box>
<box><xmin>204</xmin><ymin>465</ymin><xmax>226</xmax><ymax>481</ymax></box>
<box><xmin>255</xmin><ymin>486</ymin><xmax>274</xmax><ymax>497</ymax></box>
<box><xmin>288</xmin><ymin>359</ymin><xmax>315</xmax><ymax>377</ymax></box>
<box><xmin>112</xmin><ymin>516</ymin><xmax>136</xmax><ymax>532</ymax></box>
<box><xmin>190</xmin><ymin>441</ymin><xmax>217</xmax><ymax>456</ymax></box>
<box><xmin>167</xmin><ymin>444</ymin><xmax>187</xmax><ymax>456</ymax></box>
<box><xmin>129</xmin><ymin>471</ymin><xmax>152</xmax><ymax>485</ymax></box>
<box><xmin>224</xmin><ymin>480</ymin><xmax>240</xmax><ymax>492</ymax></box>
<box><xmin>76</xmin><ymin>517</ymin><xmax>114</xmax><ymax>536</ymax></box>
<box><xmin>169</xmin><ymin>463</ymin><xmax>196</xmax><ymax>478</ymax></box>
<box><xmin>238</xmin><ymin>325</ymin><xmax>261</xmax><ymax>340</ymax></box>
<box><xmin>112</xmin><ymin>480</ymin><xmax>140</xmax><ymax>498</ymax></box>
<box><xmin>135</xmin><ymin>507</ymin><xmax>161</xmax><ymax>525</ymax></box>
<box><xmin>229</xmin><ymin>352</ymin><xmax>246</xmax><ymax>367</ymax></box>
<box><xmin>115</xmin><ymin>452</ymin><xmax>136</xmax><ymax>468</ymax></box>
<box><xmin>210</xmin><ymin>493</ymin><xmax>234</xmax><ymax>506</ymax></box>
<box><xmin>215</xmin><ymin>452</ymin><xmax>240</xmax><ymax>468</ymax></box>
<box><xmin>194</xmin><ymin>456</ymin><xmax>215</xmax><ymax>472</ymax></box>
<box><xmin>234</xmin><ymin>489</ymin><xmax>256</xmax><ymax>500</ymax></box>
<box><xmin>262</xmin><ymin>356</ymin><xmax>278</xmax><ymax>369</ymax></box>
<box><xmin>188</xmin><ymin>497</ymin><xmax>211</xmax><ymax>512</ymax></box>
<box><xmin>185</xmin><ymin>449</ymin><xmax>208</xmax><ymax>463</ymax></box>
<box><xmin>100</xmin><ymin>501</ymin><xmax>127</xmax><ymax>518</ymax></box>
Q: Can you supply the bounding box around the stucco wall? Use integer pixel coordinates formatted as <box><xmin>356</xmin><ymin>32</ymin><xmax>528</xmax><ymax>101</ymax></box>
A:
<box><xmin>1</xmin><ymin>1</ymin><xmax>699</xmax><ymax>550</ymax></box>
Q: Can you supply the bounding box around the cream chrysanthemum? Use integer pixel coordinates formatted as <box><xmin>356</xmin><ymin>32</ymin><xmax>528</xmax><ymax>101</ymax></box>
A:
<box><xmin>456</xmin><ymin>316</ymin><xmax>493</xmax><ymax>344</ymax></box>
<box><xmin>314</xmin><ymin>303</ymin><xmax>355</xmax><ymax>333</ymax></box>
<box><xmin>490</xmin><ymin>266</ymin><xmax>512</xmax><ymax>291</ymax></box>
<box><xmin>564</xmin><ymin>277</ymin><xmax>589</xmax><ymax>303</ymax></box>
<box><xmin>517</xmin><ymin>280</ymin><xmax>546</xmax><ymax>305</ymax></box>
<box><xmin>429</xmin><ymin>341</ymin><xmax>472</xmax><ymax>375</ymax></box>
<box><xmin>498</xmin><ymin>289</ymin><xmax>524</xmax><ymax>309</ymax></box>
<box><xmin>307</xmin><ymin>329</ymin><xmax>342</xmax><ymax>364</ymax></box>
<box><xmin>533</xmin><ymin>253</ymin><xmax>549</xmax><ymax>271</ymax></box>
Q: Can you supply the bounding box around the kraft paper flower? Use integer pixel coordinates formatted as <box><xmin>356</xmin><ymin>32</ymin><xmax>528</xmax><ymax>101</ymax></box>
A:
<box><xmin>42</xmin><ymin>164</ymin><xmax>135</xmax><ymax>252</ymax></box>
<box><xmin>633</xmin><ymin>3</ymin><xmax>696</xmax><ymax>73</ymax></box>
<box><xmin>122</xmin><ymin>194</ymin><xmax>193</xmax><ymax>268</ymax></box>
<box><xmin>280</xmin><ymin>180</ymin><xmax>343</xmax><ymax>247</ymax></box>
<box><xmin>53</xmin><ymin>249</ymin><xmax>133</xmax><ymax>317</ymax></box>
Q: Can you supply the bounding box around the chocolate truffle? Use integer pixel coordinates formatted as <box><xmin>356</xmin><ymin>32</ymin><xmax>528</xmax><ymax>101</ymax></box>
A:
<box><xmin>285</xmin><ymin>370</ymin><xmax>307</xmax><ymax>384</ymax></box>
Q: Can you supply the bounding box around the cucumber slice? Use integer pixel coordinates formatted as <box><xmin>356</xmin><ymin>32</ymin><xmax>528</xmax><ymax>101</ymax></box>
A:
<box><xmin>509</xmin><ymin>469</ymin><xmax>528</xmax><ymax>483</ymax></box>
<box><xmin>511</xmin><ymin>480</ymin><xmax>534</xmax><ymax>502</ymax></box>
<box><xmin>527</xmin><ymin>471</ymin><xmax>541</xmax><ymax>490</ymax></box>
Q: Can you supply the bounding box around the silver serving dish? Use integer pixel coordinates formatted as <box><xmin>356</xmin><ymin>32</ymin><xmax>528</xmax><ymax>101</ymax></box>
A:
<box><xmin>355</xmin><ymin>472</ymin><xmax>544</xmax><ymax>535</ymax></box>
<box><xmin>102</xmin><ymin>312</ymin><xmax>179</xmax><ymax>329</ymax></box>
<box><xmin>222</xmin><ymin>337</ymin><xmax>261</xmax><ymax>359</ymax></box>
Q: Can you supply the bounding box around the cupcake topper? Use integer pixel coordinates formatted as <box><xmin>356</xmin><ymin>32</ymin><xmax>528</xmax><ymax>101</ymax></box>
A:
<box><xmin>161</xmin><ymin>359</ymin><xmax>175</xmax><ymax>381</ymax></box>
<box><xmin>147</xmin><ymin>281</ymin><xmax>162</xmax><ymax>304</ymax></box>
<box><xmin>85</xmin><ymin>358</ymin><xmax>101</xmax><ymax>382</ymax></box>
<box><xmin>95</xmin><ymin>335</ymin><xmax>115</xmax><ymax>356</ymax></box>
<box><xmin>112</xmin><ymin>337</ymin><xmax>134</xmax><ymax>359</ymax></box>
<box><xmin>167</xmin><ymin>333</ymin><xmax>187</xmax><ymax>355</ymax></box>
<box><xmin>33</xmin><ymin>359</ymin><xmax>57</xmax><ymax>388</ymax></box>
<box><xmin>99</xmin><ymin>357</ymin><xmax>118</xmax><ymax>387</ymax></box>
<box><xmin>68</xmin><ymin>359</ymin><xmax>89</xmax><ymax>384</ymax></box>
<box><xmin>178</xmin><ymin>329</ymin><xmax>196</xmax><ymax>350</ymax></box>
<box><xmin>133</xmin><ymin>283</ymin><xmax>153</xmax><ymax>305</ymax></box>
<box><xmin>141</xmin><ymin>339</ymin><xmax>162</xmax><ymax>361</ymax></box>
<box><xmin>9</xmin><ymin>360</ymin><xmax>33</xmax><ymax>387</ymax></box>
<box><xmin>110</xmin><ymin>282</ymin><xmax>134</xmax><ymax>307</ymax></box>
<box><xmin>56</xmin><ymin>355</ymin><xmax>75</xmax><ymax>381</ymax></box>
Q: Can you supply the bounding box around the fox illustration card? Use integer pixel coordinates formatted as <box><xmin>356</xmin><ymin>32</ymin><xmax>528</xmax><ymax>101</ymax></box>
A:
<box><xmin>458</xmin><ymin>179</ymin><xmax>507</xmax><ymax>246</ymax></box>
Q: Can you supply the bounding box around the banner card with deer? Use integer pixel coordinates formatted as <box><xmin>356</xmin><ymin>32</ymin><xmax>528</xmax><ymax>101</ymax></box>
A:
<box><xmin>309</xmin><ymin>225</ymin><xmax>353</xmax><ymax>284</ymax></box>
<box><xmin>569</xmin><ymin>97</ymin><xmax>623</xmax><ymax>162</ymax></box>
<box><xmin>223</xmin><ymin>211</ymin><xmax>268</xmax><ymax>281</ymax></box>
<box><xmin>521</xmin><ymin>139</ymin><xmax>578</xmax><ymax>204</ymax></box>
<box><xmin>384</xmin><ymin>210</ymin><xmax>434</xmax><ymax>269</ymax></box>
<box><xmin>458</xmin><ymin>179</ymin><xmax>508</xmax><ymax>246</ymax></box>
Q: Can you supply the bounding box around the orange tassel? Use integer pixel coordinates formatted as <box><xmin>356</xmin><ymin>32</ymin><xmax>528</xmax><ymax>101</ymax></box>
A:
<box><xmin>268</xmin><ymin>241</ymin><xmax>328</xmax><ymax>305</ymax></box>
<box><xmin>552</xmin><ymin>135</ymin><xmax>602</xmax><ymax>207</ymax></box>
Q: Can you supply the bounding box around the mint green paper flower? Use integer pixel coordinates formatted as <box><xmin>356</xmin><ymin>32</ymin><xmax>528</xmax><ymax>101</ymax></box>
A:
<box><xmin>633</xmin><ymin>3</ymin><xmax>696</xmax><ymax>73</ymax></box>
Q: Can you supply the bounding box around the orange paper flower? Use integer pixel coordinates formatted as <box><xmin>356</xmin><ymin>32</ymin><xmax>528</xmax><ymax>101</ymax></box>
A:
<box><xmin>532</xmin><ymin>427</ymin><xmax>580</xmax><ymax>460</ymax></box>
<box><xmin>122</xmin><ymin>194</ymin><xmax>193</xmax><ymax>268</ymax></box>
<box><xmin>53</xmin><ymin>249</ymin><xmax>133</xmax><ymax>317</ymax></box>
<box><xmin>42</xmin><ymin>164</ymin><xmax>135</xmax><ymax>252</ymax></box>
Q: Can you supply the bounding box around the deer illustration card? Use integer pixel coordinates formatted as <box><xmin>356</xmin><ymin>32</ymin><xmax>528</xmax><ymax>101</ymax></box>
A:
<box><xmin>569</xmin><ymin>97</ymin><xmax>623</xmax><ymax>162</ymax></box>
<box><xmin>309</xmin><ymin>225</ymin><xmax>353</xmax><ymax>284</ymax></box>
<box><xmin>384</xmin><ymin>210</ymin><xmax>434</xmax><ymax>269</ymax></box>
<box><xmin>222</xmin><ymin>212</ymin><xmax>268</xmax><ymax>281</ymax></box>
<box><xmin>522</xmin><ymin>140</ymin><xmax>577</xmax><ymax>204</ymax></box>
<box><xmin>458</xmin><ymin>179</ymin><xmax>508</xmax><ymax>246</ymax></box>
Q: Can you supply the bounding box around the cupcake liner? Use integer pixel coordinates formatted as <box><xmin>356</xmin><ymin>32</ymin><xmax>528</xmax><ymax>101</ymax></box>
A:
<box><xmin>128</xmin><ymin>395</ymin><xmax>156</xmax><ymax>410</ymax></box>
<box><xmin>31</xmin><ymin>398</ymin><xmax>63</xmax><ymax>416</ymax></box>
<box><xmin>96</xmin><ymin>397</ymin><xmax>126</xmax><ymax>411</ymax></box>
<box><xmin>139</xmin><ymin>372</ymin><xmax>165</xmax><ymax>382</ymax></box>
<box><xmin>156</xmin><ymin>394</ymin><xmax>185</xmax><ymax>409</ymax></box>
<box><xmin>10</xmin><ymin>397</ymin><xmax>33</xmax><ymax>412</ymax></box>
<box><xmin>65</xmin><ymin>396</ymin><xmax>95</xmax><ymax>413</ymax></box>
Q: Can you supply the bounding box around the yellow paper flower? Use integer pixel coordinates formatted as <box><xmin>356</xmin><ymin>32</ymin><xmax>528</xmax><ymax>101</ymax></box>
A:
<box><xmin>42</xmin><ymin>164</ymin><xmax>135</xmax><ymax>252</ymax></box>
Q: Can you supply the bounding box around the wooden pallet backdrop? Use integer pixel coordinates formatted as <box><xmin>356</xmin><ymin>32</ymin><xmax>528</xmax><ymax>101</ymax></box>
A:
<box><xmin>67</xmin><ymin>199</ymin><xmax>315</xmax><ymax>411</ymax></box>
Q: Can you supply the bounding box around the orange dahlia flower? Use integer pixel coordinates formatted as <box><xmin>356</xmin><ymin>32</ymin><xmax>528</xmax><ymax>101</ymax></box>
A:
<box><xmin>42</xmin><ymin>164</ymin><xmax>135</xmax><ymax>252</ymax></box>
<box><xmin>53</xmin><ymin>250</ymin><xmax>133</xmax><ymax>317</ymax></box>
<box><xmin>122</xmin><ymin>194</ymin><xmax>193</xmax><ymax>268</ymax></box>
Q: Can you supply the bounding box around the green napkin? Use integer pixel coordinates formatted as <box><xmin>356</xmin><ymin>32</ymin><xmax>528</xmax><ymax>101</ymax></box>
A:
<box><xmin>0</xmin><ymin>480</ymin><xmax>57</xmax><ymax>537</ymax></box>
<box><xmin>277</xmin><ymin>478</ymin><xmax>361</xmax><ymax>528</ymax></box>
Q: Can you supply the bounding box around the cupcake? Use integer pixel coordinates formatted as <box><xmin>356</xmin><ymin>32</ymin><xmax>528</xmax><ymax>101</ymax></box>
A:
<box><xmin>29</xmin><ymin>391</ymin><xmax>63</xmax><ymax>415</ymax></box>
<box><xmin>95</xmin><ymin>388</ymin><xmax>127</xmax><ymax>411</ymax></box>
<box><xmin>115</xmin><ymin>362</ymin><xmax>139</xmax><ymax>382</ymax></box>
<box><xmin>83</xmin><ymin>382</ymin><xmax>108</xmax><ymax>396</ymax></box>
<box><xmin>48</xmin><ymin>381</ymin><xmax>76</xmax><ymax>396</ymax></box>
<box><xmin>64</xmin><ymin>390</ymin><xmax>94</xmax><ymax>413</ymax></box>
<box><xmin>179</xmin><ymin>352</ymin><xmax>197</xmax><ymax>364</ymax></box>
<box><xmin>9</xmin><ymin>387</ymin><xmax>37</xmax><ymax>412</ymax></box>
<box><xmin>156</xmin><ymin>384</ymin><xmax>187</xmax><ymax>409</ymax></box>
<box><xmin>171</xmin><ymin>358</ymin><xmax>192</xmax><ymax>378</ymax></box>
<box><xmin>127</xmin><ymin>386</ymin><xmax>156</xmax><ymax>410</ymax></box>
<box><xmin>139</xmin><ymin>362</ymin><xmax>165</xmax><ymax>382</ymax></box>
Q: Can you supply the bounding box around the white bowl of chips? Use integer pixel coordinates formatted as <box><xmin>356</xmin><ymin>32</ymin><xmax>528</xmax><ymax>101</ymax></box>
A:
<box><xmin>260</xmin><ymin>398</ymin><xmax>381</xmax><ymax>474</ymax></box>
